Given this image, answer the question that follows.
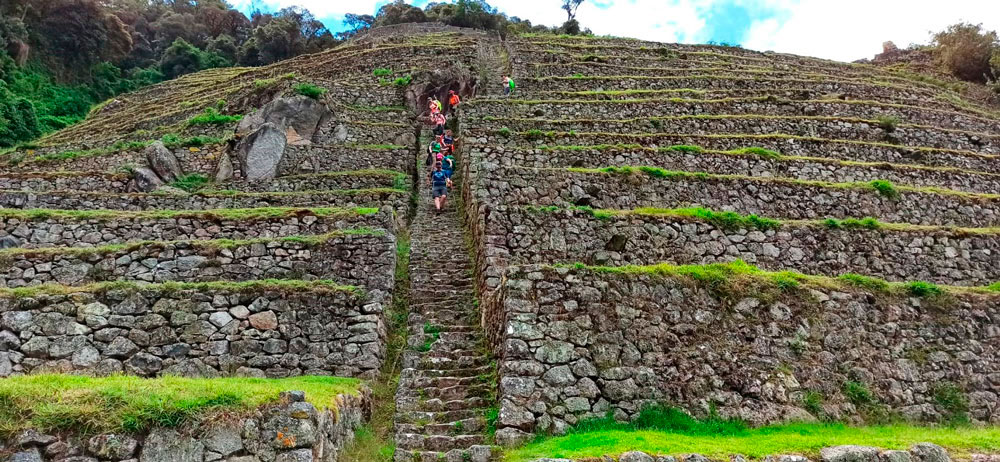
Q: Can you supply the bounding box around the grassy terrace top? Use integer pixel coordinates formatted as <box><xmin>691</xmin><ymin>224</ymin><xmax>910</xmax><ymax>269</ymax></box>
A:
<box><xmin>527</xmin><ymin>260</ymin><xmax>1000</xmax><ymax>299</ymax></box>
<box><xmin>0</xmin><ymin>278</ymin><xmax>359</xmax><ymax>298</ymax></box>
<box><xmin>0</xmin><ymin>375</ymin><xmax>360</xmax><ymax>437</ymax></box>
<box><xmin>0</xmin><ymin>206</ymin><xmax>380</xmax><ymax>222</ymax></box>
<box><xmin>506</xmin><ymin>422</ymin><xmax>1000</xmax><ymax>462</ymax></box>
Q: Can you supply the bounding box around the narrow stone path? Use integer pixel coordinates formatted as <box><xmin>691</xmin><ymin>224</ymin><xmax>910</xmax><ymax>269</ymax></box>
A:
<box><xmin>393</xmin><ymin>130</ymin><xmax>496</xmax><ymax>462</ymax></box>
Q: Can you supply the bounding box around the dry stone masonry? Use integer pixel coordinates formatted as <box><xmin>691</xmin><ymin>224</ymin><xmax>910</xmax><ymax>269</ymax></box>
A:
<box><xmin>3</xmin><ymin>390</ymin><xmax>371</xmax><ymax>462</ymax></box>
<box><xmin>458</xmin><ymin>33</ymin><xmax>1000</xmax><ymax>449</ymax></box>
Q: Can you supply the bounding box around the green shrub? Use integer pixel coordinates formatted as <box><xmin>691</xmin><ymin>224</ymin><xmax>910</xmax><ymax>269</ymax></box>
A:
<box><xmin>571</xmin><ymin>403</ymin><xmax>747</xmax><ymax>436</ymax></box>
<box><xmin>667</xmin><ymin>144</ymin><xmax>703</xmax><ymax>153</ymax></box>
<box><xmin>372</xmin><ymin>68</ymin><xmax>393</xmax><ymax>77</ymax></box>
<box><xmin>170</xmin><ymin>174</ymin><xmax>210</xmax><ymax>192</ymax></box>
<box><xmin>802</xmin><ymin>391</ymin><xmax>825</xmax><ymax>417</ymax></box>
<box><xmin>393</xmin><ymin>75</ymin><xmax>413</xmax><ymax>87</ymax></box>
<box><xmin>906</xmin><ymin>281</ymin><xmax>942</xmax><ymax>297</ymax></box>
<box><xmin>823</xmin><ymin>218</ymin><xmax>843</xmax><ymax>229</ymax></box>
<box><xmin>680</xmin><ymin>207</ymin><xmax>780</xmax><ymax>231</ymax></box>
<box><xmin>843</xmin><ymin>381</ymin><xmax>877</xmax><ymax>406</ymax></box>
<box><xmin>841</xmin><ymin>217</ymin><xmax>881</xmax><ymax>229</ymax></box>
<box><xmin>869</xmin><ymin>180</ymin><xmax>900</xmax><ymax>199</ymax></box>
<box><xmin>932</xmin><ymin>382</ymin><xmax>969</xmax><ymax>424</ymax></box>
<box><xmin>525</xmin><ymin>129</ymin><xmax>545</xmax><ymax>140</ymax></box>
<box><xmin>498</xmin><ymin>127</ymin><xmax>511</xmax><ymax>137</ymax></box>
<box><xmin>254</xmin><ymin>78</ymin><xmax>277</xmax><ymax>88</ymax></box>
<box><xmin>294</xmin><ymin>83</ymin><xmax>327</xmax><ymax>99</ymax></box>
<box><xmin>839</xmin><ymin>273</ymin><xmax>890</xmax><ymax>291</ymax></box>
<box><xmin>739</xmin><ymin>147</ymin><xmax>781</xmax><ymax>159</ymax></box>
<box><xmin>875</xmin><ymin>115</ymin><xmax>900</xmax><ymax>132</ymax></box>
<box><xmin>187</xmin><ymin>107</ymin><xmax>242</xmax><ymax>126</ymax></box>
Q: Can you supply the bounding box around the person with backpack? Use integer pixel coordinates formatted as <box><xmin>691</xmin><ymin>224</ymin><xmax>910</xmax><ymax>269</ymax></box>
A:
<box><xmin>443</xmin><ymin>130</ymin><xmax>455</xmax><ymax>153</ymax></box>
<box><xmin>429</xmin><ymin>161</ymin><xmax>452</xmax><ymax>212</ymax></box>
<box><xmin>428</xmin><ymin>96</ymin><xmax>439</xmax><ymax>115</ymax></box>
<box><xmin>448</xmin><ymin>90</ymin><xmax>461</xmax><ymax>112</ymax></box>
<box><xmin>442</xmin><ymin>151</ymin><xmax>456</xmax><ymax>180</ymax></box>
<box><xmin>503</xmin><ymin>75</ymin><xmax>515</xmax><ymax>97</ymax></box>
<box><xmin>432</xmin><ymin>112</ymin><xmax>446</xmax><ymax>137</ymax></box>
<box><xmin>426</xmin><ymin>139</ymin><xmax>442</xmax><ymax>168</ymax></box>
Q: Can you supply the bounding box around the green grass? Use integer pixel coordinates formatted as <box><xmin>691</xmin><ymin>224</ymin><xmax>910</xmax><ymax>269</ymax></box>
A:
<box><xmin>294</xmin><ymin>82</ymin><xmax>327</xmax><ymax>99</ymax></box>
<box><xmin>372</xmin><ymin>68</ymin><xmax>393</xmax><ymax>77</ymax></box>
<box><xmin>876</xmin><ymin>115</ymin><xmax>901</xmax><ymax>132</ymax></box>
<box><xmin>506</xmin><ymin>421</ymin><xmax>1000</xmax><ymax>462</ymax></box>
<box><xmin>869</xmin><ymin>180</ymin><xmax>900</xmax><ymax>199</ymax></box>
<box><xmin>839</xmin><ymin>273</ymin><xmax>890</xmax><ymax>291</ymax></box>
<box><xmin>905</xmin><ymin>281</ymin><xmax>943</xmax><ymax>297</ymax></box>
<box><xmin>0</xmin><ymin>278</ymin><xmax>357</xmax><ymax>299</ymax></box>
<box><xmin>186</xmin><ymin>107</ymin><xmax>242</xmax><ymax>126</ymax></box>
<box><xmin>169</xmin><ymin>173</ymin><xmax>210</xmax><ymax>192</ymax></box>
<box><xmin>0</xmin><ymin>375</ymin><xmax>360</xmax><ymax>437</ymax></box>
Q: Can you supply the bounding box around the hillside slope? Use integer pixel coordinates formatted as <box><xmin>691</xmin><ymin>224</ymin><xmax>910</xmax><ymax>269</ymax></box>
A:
<box><xmin>1</xmin><ymin>25</ymin><xmax>1000</xmax><ymax>462</ymax></box>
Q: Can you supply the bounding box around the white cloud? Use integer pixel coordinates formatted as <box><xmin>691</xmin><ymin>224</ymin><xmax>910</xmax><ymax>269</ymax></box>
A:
<box><xmin>231</xmin><ymin>0</ymin><xmax>1000</xmax><ymax>63</ymax></box>
<box><xmin>742</xmin><ymin>0</ymin><xmax>1000</xmax><ymax>62</ymax></box>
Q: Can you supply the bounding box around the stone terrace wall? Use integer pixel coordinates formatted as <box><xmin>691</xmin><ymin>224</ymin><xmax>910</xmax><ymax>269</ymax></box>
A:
<box><xmin>0</xmin><ymin>209</ymin><xmax>392</xmax><ymax>249</ymax></box>
<box><xmin>316</xmin><ymin>120</ymin><xmax>412</xmax><ymax>145</ymax></box>
<box><xmin>0</xmin><ymin>172</ymin><xmax>402</xmax><ymax>195</ymax></box>
<box><xmin>3</xmin><ymin>389</ymin><xmax>371</xmax><ymax>462</ymax></box>
<box><xmin>0</xmin><ymin>190</ymin><xmax>408</xmax><ymax>213</ymax></box>
<box><xmin>488</xmin><ymin>265</ymin><xmax>1000</xmax><ymax>444</ymax></box>
<box><xmin>0</xmin><ymin>233</ymin><xmax>395</xmax><ymax>289</ymax></box>
<box><xmin>468</xmin><ymin>146</ymin><xmax>1000</xmax><ymax>194</ymax></box>
<box><xmin>0</xmin><ymin>284</ymin><xmax>385</xmax><ymax>378</ymax></box>
<box><xmin>9</xmin><ymin>142</ymin><xmax>229</xmax><ymax>175</ymax></box>
<box><xmin>486</xmin><ymin>207</ymin><xmax>1000</xmax><ymax>286</ymax></box>
<box><xmin>467</xmin><ymin>100</ymin><xmax>999</xmax><ymax>133</ymax></box>
<box><xmin>474</xmin><ymin>167</ymin><xmax>1000</xmax><ymax>227</ymax></box>
<box><xmin>281</xmin><ymin>146</ymin><xmax>415</xmax><ymax>176</ymax></box>
<box><xmin>464</xmin><ymin>116</ymin><xmax>997</xmax><ymax>154</ymax></box>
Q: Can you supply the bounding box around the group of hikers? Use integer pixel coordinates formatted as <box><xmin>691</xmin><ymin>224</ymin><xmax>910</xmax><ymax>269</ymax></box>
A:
<box><xmin>425</xmin><ymin>76</ymin><xmax>515</xmax><ymax>213</ymax></box>
<box><xmin>426</xmin><ymin>90</ymin><xmax>461</xmax><ymax>212</ymax></box>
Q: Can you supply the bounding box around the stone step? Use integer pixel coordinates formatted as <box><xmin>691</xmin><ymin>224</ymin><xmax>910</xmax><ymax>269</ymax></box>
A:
<box><xmin>393</xmin><ymin>446</ymin><xmax>497</xmax><ymax>462</ymax></box>
<box><xmin>395</xmin><ymin>416</ymin><xmax>485</xmax><ymax>436</ymax></box>
<box><xmin>403</xmin><ymin>352</ymin><xmax>491</xmax><ymax>370</ymax></box>
<box><xmin>408</xmin><ymin>324</ymin><xmax>480</xmax><ymax>334</ymax></box>
<box><xmin>399</xmin><ymin>382</ymin><xmax>492</xmax><ymax>401</ymax></box>
<box><xmin>395</xmin><ymin>396</ymin><xmax>490</xmax><ymax>412</ymax></box>
<box><xmin>394</xmin><ymin>432</ymin><xmax>486</xmax><ymax>451</ymax></box>
<box><xmin>400</xmin><ymin>364</ymin><xmax>493</xmax><ymax>379</ymax></box>
<box><xmin>399</xmin><ymin>375</ymin><xmax>488</xmax><ymax>390</ymax></box>
<box><xmin>395</xmin><ymin>409</ymin><xmax>485</xmax><ymax>425</ymax></box>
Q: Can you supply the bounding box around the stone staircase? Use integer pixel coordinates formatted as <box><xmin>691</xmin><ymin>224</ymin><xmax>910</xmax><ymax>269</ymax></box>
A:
<box><xmin>393</xmin><ymin>131</ymin><xmax>496</xmax><ymax>462</ymax></box>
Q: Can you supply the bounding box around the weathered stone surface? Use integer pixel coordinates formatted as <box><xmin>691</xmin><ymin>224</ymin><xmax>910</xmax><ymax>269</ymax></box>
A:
<box><xmin>236</xmin><ymin>123</ymin><xmax>287</xmax><ymax>181</ymax></box>
<box><xmin>132</xmin><ymin>167</ymin><xmax>165</xmax><ymax>192</ymax></box>
<box><xmin>910</xmin><ymin>443</ymin><xmax>950</xmax><ymax>462</ymax></box>
<box><xmin>620</xmin><ymin>451</ymin><xmax>655</xmax><ymax>462</ymax></box>
<box><xmin>821</xmin><ymin>446</ymin><xmax>881</xmax><ymax>462</ymax></box>
<box><xmin>87</xmin><ymin>434</ymin><xmax>139</xmax><ymax>459</ymax></box>
<box><xmin>139</xmin><ymin>429</ymin><xmax>205</xmax><ymax>462</ymax></box>
<box><xmin>249</xmin><ymin>311</ymin><xmax>278</xmax><ymax>330</ymax></box>
<box><xmin>144</xmin><ymin>141</ymin><xmax>183</xmax><ymax>183</ymax></box>
<box><xmin>237</xmin><ymin>95</ymin><xmax>331</xmax><ymax>142</ymax></box>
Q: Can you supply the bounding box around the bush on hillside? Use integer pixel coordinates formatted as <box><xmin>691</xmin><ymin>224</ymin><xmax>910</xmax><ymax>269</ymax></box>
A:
<box><xmin>932</xmin><ymin>23</ymin><xmax>999</xmax><ymax>83</ymax></box>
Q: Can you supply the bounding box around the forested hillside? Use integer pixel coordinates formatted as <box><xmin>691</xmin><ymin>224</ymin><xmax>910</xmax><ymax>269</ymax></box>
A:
<box><xmin>0</xmin><ymin>0</ymin><xmax>336</xmax><ymax>147</ymax></box>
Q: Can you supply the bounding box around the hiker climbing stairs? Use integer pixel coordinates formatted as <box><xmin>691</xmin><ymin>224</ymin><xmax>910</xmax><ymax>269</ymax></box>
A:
<box><xmin>393</xmin><ymin>129</ymin><xmax>497</xmax><ymax>462</ymax></box>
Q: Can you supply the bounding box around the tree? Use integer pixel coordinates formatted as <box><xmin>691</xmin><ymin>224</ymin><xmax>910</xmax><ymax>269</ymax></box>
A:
<box><xmin>337</xmin><ymin>13</ymin><xmax>374</xmax><ymax>41</ymax></box>
<box><xmin>206</xmin><ymin>34</ymin><xmax>238</xmax><ymax>64</ymax></box>
<box><xmin>932</xmin><ymin>23</ymin><xmax>998</xmax><ymax>83</ymax></box>
<box><xmin>34</xmin><ymin>0</ymin><xmax>133</xmax><ymax>76</ymax></box>
<box><xmin>562</xmin><ymin>0</ymin><xmax>583</xmax><ymax>21</ymax></box>
<box><xmin>374</xmin><ymin>0</ymin><xmax>427</xmax><ymax>27</ymax></box>
<box><xmin>159</xmin><ymin>37</ymin><xmax>202</xmax><ymax>79</ymax></box>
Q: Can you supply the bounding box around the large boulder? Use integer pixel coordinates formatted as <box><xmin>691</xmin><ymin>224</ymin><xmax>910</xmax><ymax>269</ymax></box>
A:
<box><xmin>215</xmin><ymin>152</ymin><xmax>234</xmax><ymax>182</ymax></box>
<box><xmin>235</xmin><ymin>123</ymin><xmax>287</xmax><ymax>181</ymax></box>
<box><xmin>144</xmin><ymin>141</ymin><xmax>183</xmax><ymax>183</ymax></box>
<box><xmin>237</xmin><ymin>95</ymin><xmax>330</xmax><ymax>144</ymax></box>
<box><xmin>132</xmin><ymin>167</ymin><xmax>165</xmax><ymax>192</ymax></box>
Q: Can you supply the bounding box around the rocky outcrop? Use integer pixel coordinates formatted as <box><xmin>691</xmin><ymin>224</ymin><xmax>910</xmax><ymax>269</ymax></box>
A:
<box><xmin>132</xmin><ymin>167</ymin><xmax>165</xmax><ymax>192</ymax></box>
<box><xmin>238</xmin><ymin>95</ymin><xmax>332</xmax><ymax>145</ymax></box>
<box><xmin>145</xmin><ymin>141</ymin><xmax>184</xmax><ymax>183</ymax></box>
<box><xmin>2</xmin><ymin>389</ymin><xmax>371</xmax><ymax>462</ymax></box>
<box><xmin>236</xmin><ymin>123</ymin><xmax>287</xmax><ymax>181</ymax></box>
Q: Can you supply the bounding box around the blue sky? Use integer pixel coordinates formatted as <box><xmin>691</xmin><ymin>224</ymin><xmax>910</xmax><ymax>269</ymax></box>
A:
<box><xmin>229</xmin><ymin>0</ymin><xmax>1000</xmax><ymax>62</ymax></box>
